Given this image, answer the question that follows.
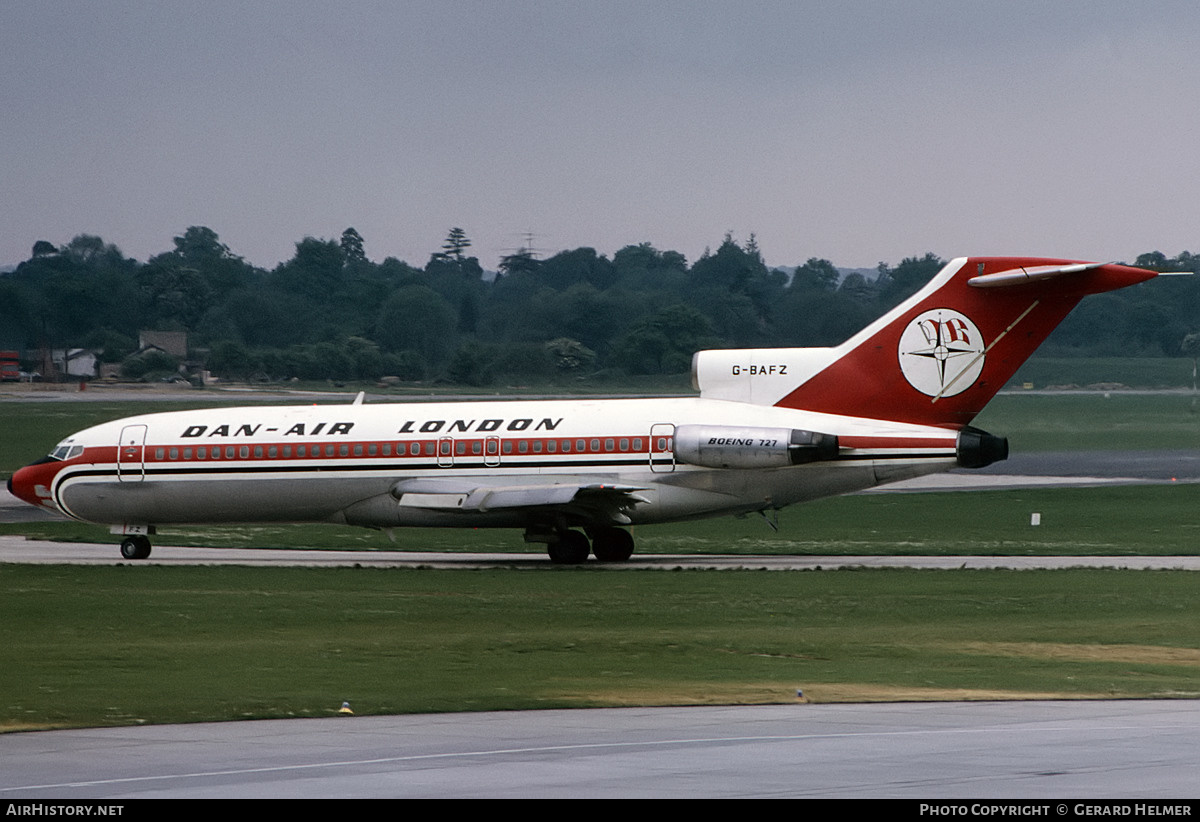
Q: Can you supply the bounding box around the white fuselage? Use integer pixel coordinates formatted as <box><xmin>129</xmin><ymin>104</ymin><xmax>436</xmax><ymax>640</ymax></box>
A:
<box><xmin>28</xmin><ymin>396</ymin><xmax>960</xmax><ymax>531</ymax></box>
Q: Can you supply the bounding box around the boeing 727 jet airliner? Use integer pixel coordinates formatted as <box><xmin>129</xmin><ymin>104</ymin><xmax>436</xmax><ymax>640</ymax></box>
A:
<box><xmin>8</xmin><ymin>256</ymin><xmax>1160</xmax><ymax>562</ymax></box>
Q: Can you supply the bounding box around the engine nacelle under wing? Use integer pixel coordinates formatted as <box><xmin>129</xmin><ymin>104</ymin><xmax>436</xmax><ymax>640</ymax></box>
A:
<box><xmin>674</xmin><ymin>424</ymin><xmax>839</xmax><ymax>470</ymax></box>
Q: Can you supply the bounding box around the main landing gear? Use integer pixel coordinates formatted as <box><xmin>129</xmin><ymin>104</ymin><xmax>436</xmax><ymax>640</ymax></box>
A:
<box><xmin>548</xmin><ymin>529</ymin><xmax>590</xmax><ymax>564</ymax></box>
<box><xmin>119</xmin><ymin>535</ymin><xmax>152</xmax><ymax>560</ymax></box>
<box><xmin>590</xmin><ymin>526</ymin><xmax>635</xmax><ymax>562</ymax></box>
<box><xmin>529</xmin><ymin>526</ymin><xmax>636</xmax><ymax>564</ymax></box>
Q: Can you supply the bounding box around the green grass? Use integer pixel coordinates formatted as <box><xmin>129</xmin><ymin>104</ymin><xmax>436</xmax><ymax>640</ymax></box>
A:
<box><xmin>973</xmin><ymin>392</ymin><xmax>1200</xmax><ymax>451</ymax></box>
<box><xmin>1009</xmin><ymin>356</ymin><xmax>1197</xmax><ymax>389</ymax></box>
<box><xmin>658</xmin><ymin>484</ymin><xmax>1200</xmax><ymax>556</ymax></box>
<box><xmin>5</xmin><ymin>380</ymin><xmax>1200</xmax><ymax>733</ymax></box>
<box><xmin>4</xmin><ymin>386</ymin><xmax>1197</xmax><ymax>731</ymax></box>
<box><xmin>3</xmin><ymin>565</ymin><xmax>1199</xmax><ymax>731</ymax></box>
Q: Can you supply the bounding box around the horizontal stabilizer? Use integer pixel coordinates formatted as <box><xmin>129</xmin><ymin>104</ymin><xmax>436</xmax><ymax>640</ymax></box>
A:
<box><xmin>966</xmin><ymin>262</ymin><xmax>1106</xmax><ymax>288</ymax></box>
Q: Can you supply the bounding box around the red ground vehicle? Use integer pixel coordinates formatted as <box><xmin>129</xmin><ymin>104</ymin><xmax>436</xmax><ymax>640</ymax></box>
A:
<box><xmin>0</xmin><ymin>350</ymin><xmax>20</xmax><ymax>381</ymax></box>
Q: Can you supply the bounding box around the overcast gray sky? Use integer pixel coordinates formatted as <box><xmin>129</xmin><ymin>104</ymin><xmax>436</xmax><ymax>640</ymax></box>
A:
<box><xmin>3</xmin><ymin>1</ymin><xmax>1198</xmax><ymax>271</ymax></box>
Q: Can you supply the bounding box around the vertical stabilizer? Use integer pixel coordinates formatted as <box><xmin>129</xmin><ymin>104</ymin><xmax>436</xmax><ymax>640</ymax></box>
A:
<box><xmin>693</xmin><ymin>257</ymin><xmax>1158</xmax><ymax>427</ymax></box>
<box><xmin>776</xmin><ymin>257</ymin><xmax>1157</xmax><ymax>426</ymax></box>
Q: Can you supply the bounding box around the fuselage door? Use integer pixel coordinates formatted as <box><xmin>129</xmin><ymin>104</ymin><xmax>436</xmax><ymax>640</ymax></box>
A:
<box><xmin>650</xmin><ymin>423</ymin><xmax>676</xmax><ymax>473</ymax></box>
<box><xmin>117</xmin><ymin>424</ymin><xmax>147</xmax><ymax>482</ymax></box>
<box><xmin>437</xmin><ymin>436</ymin><xmax>454</xmax><ymax>468</ymax></box>
<box><xmin>484</xmin><ymin>435</ymin><xmax>501</xmax><ymax>467</ymax></box>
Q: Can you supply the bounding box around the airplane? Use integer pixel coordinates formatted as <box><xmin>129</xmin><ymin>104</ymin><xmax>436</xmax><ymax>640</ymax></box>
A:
<box><xmin>7</xmin><ymin>256</ymin><xmax>1161</xmax><ymax>563</ymax></box>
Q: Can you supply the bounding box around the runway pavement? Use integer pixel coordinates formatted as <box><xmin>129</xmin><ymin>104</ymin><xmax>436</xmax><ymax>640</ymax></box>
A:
<box><xmin>3</xmin><ymin>701</ymin><xmax>1199</xmax><ymax>798</ymax></box>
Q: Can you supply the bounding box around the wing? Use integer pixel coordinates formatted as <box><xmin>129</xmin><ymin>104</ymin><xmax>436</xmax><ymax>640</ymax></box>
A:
<box><xmin>390</xmin><ymin>478</ymin><xmax>651</xmax><ymax>525</ymax></box>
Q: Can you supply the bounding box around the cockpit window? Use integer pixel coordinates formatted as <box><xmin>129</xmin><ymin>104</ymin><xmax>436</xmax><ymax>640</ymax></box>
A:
<box><xmin>49</xmin><ymin>444</ymin><xmax>84</xmax><ymax>461</ymax></box>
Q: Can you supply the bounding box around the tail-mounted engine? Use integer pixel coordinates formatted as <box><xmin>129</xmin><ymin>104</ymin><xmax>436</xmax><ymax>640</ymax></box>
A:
<box><xmin>956</xmin><ymin>426</ymin><xmax>1008</xmax><ymax>469</ymax></box>
<box><xmin>674</xmin><ymin>425</ymin><xmax>839</xmax><ymax>469</ymax></box>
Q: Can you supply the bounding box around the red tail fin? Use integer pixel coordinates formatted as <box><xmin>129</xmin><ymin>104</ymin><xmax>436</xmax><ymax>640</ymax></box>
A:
<box><xmin>693</xmin><ymin>257</ymin><xmax>1158</xmax><ymax>428</ymax></box>
<box><xmin>776</xmin><ymin>257</ymin><xmax>1158</xmax><ymax>426</ymax></box>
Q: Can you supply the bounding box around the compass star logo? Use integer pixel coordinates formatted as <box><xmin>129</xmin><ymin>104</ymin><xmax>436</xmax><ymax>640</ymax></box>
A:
<box><xmin>897</xmin><ymin>309</ymin><xmax>986</xmax><ymax>397</ymax></box>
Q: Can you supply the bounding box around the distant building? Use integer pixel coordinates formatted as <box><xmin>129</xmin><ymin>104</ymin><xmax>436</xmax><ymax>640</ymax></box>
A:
<box><xmin>138</xmin><ymin>331</ymin><xmax>187</xmax><ymax>359</ymax></box>
<box><xmin>51</xmin><ymin>349</ymin><xmax>99</xmax><ymax>378</ymax></box>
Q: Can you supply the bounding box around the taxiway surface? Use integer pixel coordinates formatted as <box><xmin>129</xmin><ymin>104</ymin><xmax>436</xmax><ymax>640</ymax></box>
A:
<box><xmin>5</xmin><ymin>535</ymin><xmax>1200</xmax><ymax>570</ymax></box>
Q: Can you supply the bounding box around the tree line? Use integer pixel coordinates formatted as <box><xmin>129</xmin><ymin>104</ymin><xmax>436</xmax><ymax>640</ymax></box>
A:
<box><xmin>1</xmin><ymin>227</ymin><xmax>1195</xmax><ymax>385</ymax></box>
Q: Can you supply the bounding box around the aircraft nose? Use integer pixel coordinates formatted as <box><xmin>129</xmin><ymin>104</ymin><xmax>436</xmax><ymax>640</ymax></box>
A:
<box><xmin>7</xmin><ymin>457</ymin><xmax>60</xmax><ymax>511</ymax></box>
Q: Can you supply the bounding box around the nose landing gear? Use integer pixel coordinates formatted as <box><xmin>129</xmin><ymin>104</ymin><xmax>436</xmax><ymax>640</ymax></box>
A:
<box><xmin>119</xmin><ymin>535</ymin><xmax>152</xmax><ymax>560</ymax></box>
